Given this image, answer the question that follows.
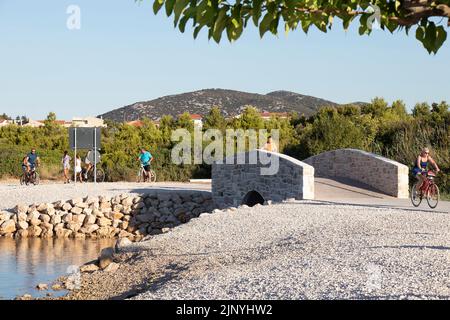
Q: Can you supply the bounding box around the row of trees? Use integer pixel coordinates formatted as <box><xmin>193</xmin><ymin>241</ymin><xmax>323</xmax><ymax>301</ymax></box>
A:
<box><xmin>1</xmin><ymin>99</ymin><xmax>450</xmax><ymax>191</ymax></box>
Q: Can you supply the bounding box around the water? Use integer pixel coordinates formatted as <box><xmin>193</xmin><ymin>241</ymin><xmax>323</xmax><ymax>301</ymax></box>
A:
<box><xmin>0</xmin><ymin>238</ymin><xmax>115</xmax><ymax>300</ymax></box>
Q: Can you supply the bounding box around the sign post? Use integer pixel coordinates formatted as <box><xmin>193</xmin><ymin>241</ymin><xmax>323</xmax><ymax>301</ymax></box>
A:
<box><xmin>69</xmin><ymin>127</ymin><xmax>101</xmax><ymax>184</ymax></box>
<box><xmin>74</xmin><ymin>128</ymin><xmax>77</xmax><ymax>184</ymax></box>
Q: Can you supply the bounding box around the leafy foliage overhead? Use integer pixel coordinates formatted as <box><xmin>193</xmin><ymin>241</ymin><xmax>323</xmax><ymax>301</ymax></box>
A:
<box><xmin>145</xmin><ymin>0</ymin><xmax>450</xmax><ymax>53</ymax></box>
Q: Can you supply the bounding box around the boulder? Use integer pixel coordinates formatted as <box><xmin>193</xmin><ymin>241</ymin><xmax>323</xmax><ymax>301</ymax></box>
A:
<box><xmin>103</xmin><ymin>262</ymin><xmax>119</xmax><ymax>273</ymax></box>
<box><xmin>97</xmin><ymin>217</ymin><xmax>112</xmax><ymax>227</ymax></box>
<box><xmin>70</xmin><ymin>198</ymin><xmax>83</xmax><ymax>206</ymax></box>
<box><xmin>83</xmin><ymin>208</ymin><xmax>93</xmax><ymax>215</ymax></box>
<box><xmin>85</xmin><ymin>224</ymin><xmax>99</xmax><ymax>233</ymax></box>
<box><xmin>112</xmin><ymin>212</ymin><xmax>124</xmax><ymax>220</ymax></box>
<box><xmin>27</xmin><ymin>210</ymin><xmax>40</xmax><ymax>222</ymax></box>
<box><xmin>0</xmin><ymin>220</ymin><xmax>17</xmax><ymax>235</ymax></box>
<box><xmin>70</xmin><ymin>207</ymin><xmax>83</xmax><ymax>215</ymax></box>
<box><xmin>121</xmin><ymin>197</ymin><xmax>134</xmax><ymax>207</ymax></box>
<box><xmin>84</xmin><ymin>215</ymin><xmax>97</xmax><ymax>226</ymax></box>
<box><xmin>17</xmin><ymin>221</ymin><xmax>29</xmax><ymax>230</ymax></box>
<box><xmin>17</xmin><ymin>212</ymin><xmax>28</xmax><ymax>222</ymax></box>
<box><xmin>29</xmin><ymin>218</ymin><xmax>41</xmax><ymax>226</ymax></box>
<box><xmin>136</xmin><ymin>213</ymin><xmax>153</xmax><ymax>223</ymax></box>
<box><xmin>28</xmin><ymin>225</ymin><xmax>42</xmax><ymax>237</ymax></box>
<box><xmin>62</xmin><ymin>213</ymin><xmax>73</xmax><ymax>223</ymax></box>
<box><xmin>15</xmin><ymin>204</ymin><xmax>29</xmax><ymax>214</ymax></box>
<box><xmin>115</xmin><ymin>237</ymin><xmax>132</xmax><ymax>251</ymax></box>
<box><xmin>62</xmin><ymin>203</ymin><xmax>73</xmax><ymax>211</ymax></box>
<box><xmin>36</xmin><ymin>283</ymin><xmax>48</xmax><ymax>291</ymax></box>
<box><xmin>39</xmin><ymin>214</ymin><xmax>51</xmax><ymax>224</ymax></box>
<box><xmin>80</xmin><ymin>263</ymin><xmax>99</xmax><ymax>273</ymax></box>
<box><xmin>73</xmin><ymin>214</ymin><xmax>86</xmax><ymax>224</ymax></box>
<box><xmin>50</xmin><ymin>214</ymin><xmax>62</xmax><ymax>225</ymax></box>
<box><xmin>16</xmin><ymin>229</ymin><xmax>29</xmax><ymax>238</ymax></box>
<box><xmin>98</xmin><ymin>247</ymin><xmax>115</xmax><ymax>269</ymax></box>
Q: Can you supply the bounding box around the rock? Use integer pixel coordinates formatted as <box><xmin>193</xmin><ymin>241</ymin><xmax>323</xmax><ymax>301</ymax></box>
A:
<box><xmin>112</xmin><ymin>212</ymin><xmax>124</xmax><ymax>220</ymax></box>
<box><xmin>74</xmin><ymin>232</ymin><xmax>85</xmax><ymax>239</ymax></box>
<box><xmin>62</xmin><ymin>202</ymin><xmax>73</xmax><ymax>211</ymax></box>
<box><xmin>80</xmin><ymin>263</ymin><xmax>99</xmax><ymax>273</ymax></box>
<box><xmin>85</xmin><ymin>196</ymin><xmax>99</xmax><ymax>204</ymax></box>
<box><xmin>103</xmin><ymin>262</ymin><xmax>119</xmax><ymax>273</ymax></box>
<box><xmin>29</xmin><ymin>217</ymin><xmax>41</xmax><ymax>226</ymax></box>
<box><xmin>136</xmin><ymin>213</ymin><xmax>153</xmax><ymax>223</ymax></box>
<box><xmin>199</xmin><ymin>213</ymin><xmax>210</xmax><ymax>218</ymax></box>
<box><xmin>97</xmin><ymin>217</ymin><xmax>112</xmax><ymax>227</ymax></box>
<box><xmin>96</xmin><ymin>227</ymin><xmax>110</xmax><ymax>238</ymax></box>
<box><xmin>51</xmin><ymin>284</ymin><xmax>63</xmax><ymax>291</ymax></box>
<box><xmin>15</xmin><ymin>204</ymin><xmax>29</xmax><ymax>214</ymax></box>
<box><xmin>120</xmin><ymin>221</ymin><xmax>129</xmax><ymax>230</ymax></box>
<box><xmin>50</xmin><ymin>214</ymin><xmax>62</xmax><ymax>225</ymax></box>
<box><xmin>27</xmin><ymin>210</ymin><xmax>40</xmax><ymax>221</ymax></box>
<box><xmin>16</xmin><ymin>212</ymin><xmax>28</xmax><ymax>222</ymax></box>
<box><xmin>28</xmin><ymin>225</ymin><xmax>42</xmax><ymax>237</ymax></box>
<box><xmin>70</xmin><ymin>197</ymin><xmax>83</xmax><ymax>206</ymax></box>
<box><xmin>85</xmin><ymin>224</ymin><xmax>99</xmax><ymax>233</ymax></box>
<box><xmin>121</xmin><ymin>197</ymin><xmax>134</xmax><ymax>206</ymax></box>
<box><xmin>84</xmin><ymin>214</ymin><xmax>97</xmax><ymax>226</ymax></box>
<box><xmin>16</xmin><ymin>294</ymin><xmax>32</xmax><ymax>300</ymax></box>
<box><xmin>17</xmin><ymin>221</ymin><xmax>29</xmax><ymax>230</ymax></box>
<box><xmin>15</xmin><ymin>229</ymin><xmax>28</xmax><ymax>238</ymax></box>
<box><xmin>73</xmin><ymin>214</ymin><xmax>86</xmax><ymax>224</ymax></box>
<box><xmin>0</xmin><ymin>220</ymin><xmax>17</xmax><ymax>235</ymax></box>
<box><xmin>161</xmin><ymin>227</ymin><xmax>171</xmax><ymax>233</ymax></box>
<box><xmin>39</xmin><ymin>214</ymin><xmax>51</xmax><ymax>223</ymax></box>
<box><xmin>70</xmin><ymin>207</ymin><xmax>83</xmax><ymax>215</ymax></box>
<box><xmin>212</xmin><ymin>209</ymin><xmax>223</xmax><ymax>214</ymax></box>
<box><xmin>98</xmin><ymin>247</ymin><xmax>115</xmax><ymax>269</ymax></box>
<box><xmin>115</xmin><ymin>237</ymin><xmax>132</xmax><ymax>252</ymax></box>
<box><xmin>83</xmin><ymin>208</ymin><xmax>93</xmax><ymax>215</ymax></box>
<box><xmin>36</xmin><ymin>283</ymin><xmax>48</xmax><ymax>290</ymax></box>
<box><xmin>62</xmin><ymin>213</ymin><xmax>73</xmax><ymax>223</ymax></box>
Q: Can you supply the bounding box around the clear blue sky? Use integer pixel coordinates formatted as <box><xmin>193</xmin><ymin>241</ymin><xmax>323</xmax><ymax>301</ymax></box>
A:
<box><xmin>0</xmin><ymin>0</ymin><xmax>449</xmax><ymax>120</ymax></box>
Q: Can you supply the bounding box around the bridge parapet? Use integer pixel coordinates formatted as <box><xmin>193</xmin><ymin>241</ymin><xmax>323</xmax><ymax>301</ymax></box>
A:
<box><xmin>212</xmin><ymin>149</ymin><xmax>314</xmax><ymax>207</ymax></box>
<box><xmin>304</xmin><ymin>149</ymin><xmax>409</xmax><ymax>198</ymax></box>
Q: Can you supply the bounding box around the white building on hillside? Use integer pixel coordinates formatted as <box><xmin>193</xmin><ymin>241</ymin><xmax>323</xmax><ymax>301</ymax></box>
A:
<box><xmin>71</xmin><ymin>117</ymin><xmax>106</xmax><ymax>128</ymax></box>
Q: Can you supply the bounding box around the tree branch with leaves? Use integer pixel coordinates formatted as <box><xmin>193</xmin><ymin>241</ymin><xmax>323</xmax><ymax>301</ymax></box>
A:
<box><xmin>143</xmin><ymin>0</ymin><xmax>449</xmax><ymax>53</ymax></box>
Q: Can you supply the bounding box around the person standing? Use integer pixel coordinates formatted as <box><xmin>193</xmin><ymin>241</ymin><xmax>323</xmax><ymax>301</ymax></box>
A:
<box><xmin>62</xmin><ymin>151</ymin><xmax>71</xmax><ymax>184</ymax></box>
<box><xmin>75</xmin><ymin>155</ymin><xmax>83</xmax><ymax>183</ymax></box>
<box><xmin>262</xmin><ymin>136</ymin><xmax>278</xmax><ymax>153</ymax></box>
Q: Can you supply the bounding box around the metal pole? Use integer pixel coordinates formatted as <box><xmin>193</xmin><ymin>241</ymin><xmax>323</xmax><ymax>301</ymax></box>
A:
<box><xmin>94</xmin><ymin>127</ymin><xmax>97</xmax><ymax>184</ymax></box>
<box><xmin>74</xmin><ymin>128</ymin><xmax>77</xmax><ymax>184</ymax></box>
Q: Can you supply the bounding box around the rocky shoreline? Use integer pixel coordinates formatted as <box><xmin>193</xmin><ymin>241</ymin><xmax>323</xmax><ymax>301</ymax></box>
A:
<box><xmin>0</xmin><ymin>190</ymin><xmax>216</xmax><ymax>240</ymax></box>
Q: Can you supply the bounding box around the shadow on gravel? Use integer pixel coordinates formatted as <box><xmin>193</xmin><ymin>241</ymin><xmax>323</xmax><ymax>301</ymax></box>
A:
<box><xmin>303</xmin><ymin>200</ymin><xmax>449</xmax><ymax>214</ymax></box>
<box><xmin>110</xmin><ymin>262</ymin><xmax>189</xmax><ymax>300</ymax></box>
<box><xmin>369</xmin><ymin>245</ymin><xmax>450</xmax><ymax>251</ymax></box>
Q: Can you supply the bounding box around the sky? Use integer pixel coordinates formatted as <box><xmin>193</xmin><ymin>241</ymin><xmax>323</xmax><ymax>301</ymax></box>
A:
<box><xmin>0</xmin><ymin>0</ymin><xmax>449</xmax><ymax>120</ymax></box>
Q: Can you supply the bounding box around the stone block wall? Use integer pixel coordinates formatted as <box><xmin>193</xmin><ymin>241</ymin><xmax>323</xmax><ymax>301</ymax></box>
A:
<box><xmin>212</xmin><ymin>149</ymin><xmax>315</xmax><ymax>207</ymax></box>
<box><xmin>0</xmin><ymin>190</ymin><xmax>216</xmax><ymax>239</ymax></box>
<box><xmin>304</xmin><ymin>149</ymin><xmax>409</xmax><ymax>198</ymax></box>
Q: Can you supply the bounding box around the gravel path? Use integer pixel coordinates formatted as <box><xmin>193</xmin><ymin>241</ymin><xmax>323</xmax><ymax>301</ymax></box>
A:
<box><xmin>0</xmin><ymin>182</ymin><xmax>210</xmax><ymax>211</ymax></box>
<box><xmin>121</xmin><ymin>201</ymin><xmax>450</xmax><ymax>300</ymax></box>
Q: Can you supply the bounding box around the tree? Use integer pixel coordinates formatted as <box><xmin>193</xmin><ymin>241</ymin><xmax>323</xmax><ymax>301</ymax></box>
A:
<box><xmin>412</xmin><ymin>102</ymin><xmax>431</xmax><ymax>117</ymax></box>
<box><xmin>203</xmin><ymin>106</ymin><xmax>226</xmax><ymax>131</ymax></box>
<box><xmin>149</xmin><ymin>0</ymin><xmax>449</xmax><ymax>53</ymax></box>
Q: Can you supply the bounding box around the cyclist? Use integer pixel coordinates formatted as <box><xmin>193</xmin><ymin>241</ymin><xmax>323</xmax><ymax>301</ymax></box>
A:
<box><xmin>412</xmin><ymin>147</ymin><xmax>440</xmax><ymax>191</ymax></box>
<box><xmin>22</xmin><ymin>148</ymin><xmax>40</xmax><ymax>175</ymax></box>
<box><xmin>138</xmin><ymin>148</ymin><xmax>153</xmax><ymax>180</ymax></box>
<box><xmin>262</xmin><ymin>136</ymin><xmax>278</xmax><ymax>153</ymax></box>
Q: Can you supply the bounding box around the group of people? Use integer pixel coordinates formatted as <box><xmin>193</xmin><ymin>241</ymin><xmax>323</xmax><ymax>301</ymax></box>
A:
<box><xmin>61</xmin><ymin>151</ymin><xmax>95</xmax><ymax>184</ymax></box>
<box><xmin>21</xmin><ymin>144</ymin><xmax>440</xmax><ymax>190</ymax></box>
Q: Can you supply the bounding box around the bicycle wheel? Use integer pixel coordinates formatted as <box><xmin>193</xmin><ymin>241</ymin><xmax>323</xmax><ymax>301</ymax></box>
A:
<box><xmin>20</xmin><ymin>175</ymin><xmax>25</xmax><ymax>186</ymax></box>
<box><xmin>149</xmin><ymin>170</ymin><xmax>156</xmax><ymax>183</ymax></box>
<box><xmin>137</xmin><ymin>170</ymin><xmax>142</xmax><ymax>183</ymax></box>
<box><xmin>426</xmin><ymin>184</ymin><xmax>439</xmax><ymax>209</ymax></box>
<box><xmin>95</xmin><ymin>168</ymin><xmax>105</xmax><ymax>183</ymax></box>
<box><xmin>410</xmin><ymin>183</ymin><xmax>422</xmax><ymax>207</ymax></box>
<box><xmin>33</xmin><ymin>172</ymin><xmax>40</xmax><ymax>185</ymax></box>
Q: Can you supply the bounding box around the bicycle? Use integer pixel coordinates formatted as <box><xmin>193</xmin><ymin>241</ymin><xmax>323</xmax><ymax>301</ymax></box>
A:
<box><xmin>82</xmin><ymin>165</ymin><xmax>105</xmax><ymax>183</ymax></box>
<box><xmin>410</xmin><ymin>171</ymin><xmax>440</xmax><ymax>208</ymax></box>
<box><xmin>137</xmin><ymin>164</ymin><xmax>156</xmax><ymax>183</ymax></box>
<box><xmin>20</xmin><ymin>167</ymin><xmax>40</xmax><ymax>186</ymax></box>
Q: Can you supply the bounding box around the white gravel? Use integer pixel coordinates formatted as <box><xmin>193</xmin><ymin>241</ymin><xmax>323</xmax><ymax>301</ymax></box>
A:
<box><xmin>0</xmin><ymin>182</ymin><xmax>210</xmax><ymax>211</ymax></box>
<box><xmin>132</xmin><ymin>201</ymin><xmax>450</xmax><ymax>300</ymax></box>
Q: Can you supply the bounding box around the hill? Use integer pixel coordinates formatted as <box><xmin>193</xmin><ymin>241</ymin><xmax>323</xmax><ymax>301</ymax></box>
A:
<box><xmin>99</xmin><ymin>88</ymin><xmax>358</xmax><ymax>122</ymax></box>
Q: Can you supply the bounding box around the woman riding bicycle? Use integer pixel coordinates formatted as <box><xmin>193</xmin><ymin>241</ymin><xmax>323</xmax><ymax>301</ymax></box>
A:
<box><xmin>412</xmin><ymin>147</ymin><xmax>440</xmax><ymax>190</ymax></box>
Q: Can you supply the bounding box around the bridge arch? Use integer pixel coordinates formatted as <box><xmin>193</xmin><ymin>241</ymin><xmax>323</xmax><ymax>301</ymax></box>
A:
<box><xmin>212</xmin><ymin>149</ymin><xmax>314</xmax><ymax>207</ymax></box>
<box><xmin>304</xmin><ymin>149</ymin><xmax>409</xmax><ymax>198</ymax></box>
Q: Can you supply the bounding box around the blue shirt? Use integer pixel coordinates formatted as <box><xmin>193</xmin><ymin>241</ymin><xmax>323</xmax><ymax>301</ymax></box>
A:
<box><xmin>27</xmin><ymin>153</ymin><xmax>38</xmax><ymax>165</ymax></box>
<box><xmin>139</xmin><ymin>151</ymin><xmax>152</xmax><ymax>165</ymax></box>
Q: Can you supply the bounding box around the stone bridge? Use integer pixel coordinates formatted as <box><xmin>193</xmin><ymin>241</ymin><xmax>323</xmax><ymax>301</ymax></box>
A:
<box><xmin>212</xmin><ymin>148</ymin><xmax>410</xmax><ymax>206</ymax></box>
<box><xmin>304</xmin><ymin>149</ymin><xmax>409</xmax><ymax>198</ymax></box>
<box><xmin>212</xmin><ymin>150</ymin><xmax>314</xmax><ymax>207</ymax></box>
